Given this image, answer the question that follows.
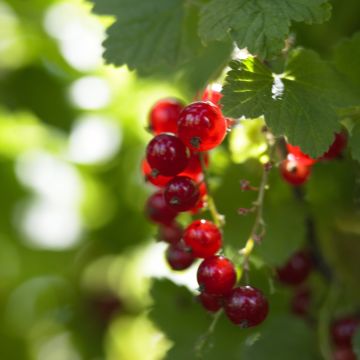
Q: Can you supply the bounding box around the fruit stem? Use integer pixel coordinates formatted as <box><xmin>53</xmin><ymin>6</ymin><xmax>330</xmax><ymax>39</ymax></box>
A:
<box><xmin>195</xmin><ymin>310</ymin><xmax>223</xmax><ymax>358</ymax></box>
<box><xmin>239</xmin><ymin>138</ymin><xmax>276</xmax><ymax>278</ymax></box>
<box><xmin>199</xmin><ymin>152</ymin><xmax>225</xmax><ymax>228</ymax></box>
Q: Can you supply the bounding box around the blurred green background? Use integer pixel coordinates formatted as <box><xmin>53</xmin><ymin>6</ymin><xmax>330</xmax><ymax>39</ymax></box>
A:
<box><xmin>1</xmin><ymin>0</ymin><xmax>360</xmax><ymax>359</ymax></box>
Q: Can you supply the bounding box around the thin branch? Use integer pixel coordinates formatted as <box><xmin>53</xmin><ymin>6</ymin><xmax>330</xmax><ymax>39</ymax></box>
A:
<box><xmin>195</xmin><ymin>310</ymin><xmax>223</xmax><ymax>358</ymax></box>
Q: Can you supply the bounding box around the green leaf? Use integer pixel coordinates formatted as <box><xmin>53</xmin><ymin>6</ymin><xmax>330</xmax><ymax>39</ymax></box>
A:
<box><xmin>91</xmin><ymin>0</ymin><xmax>184</xmax><ymax>71</ymax></box>
<box><xmin>199</xmin><ymin>0</ymin><xmax>331</xmax><ymax>59</ymax></box>
<box><xmin>350</xmin><ymin>122</ymin><xmax>360</xmax><ymax>162</ymax></box>
<box><xmin>241</xmin><ymin>314</ymin><xmax>319</xmax><ymax>360</ymax></box>
<box><xmin>222</xmin><ymin>49</ymin><xmax>358</xmax><ymax>157</ymax></box>
<box><xmin>150</xmin><ymin>279</ymin><xmax>249</xmax><ymax>360</ymax></box>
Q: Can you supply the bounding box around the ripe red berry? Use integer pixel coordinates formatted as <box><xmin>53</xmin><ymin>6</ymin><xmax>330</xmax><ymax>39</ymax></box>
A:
<box><xmin>280</xmin><ymin>158</ymin><xmax>312</xmax><ymax>186</ymax></box>
<box><xmin>145</xmin><ymin>191</ymin><xmax>178</xmax><ymax>225</ymax></box>
<box><xmin>183</xmin><ymin>219</ymin><xmax>222</xmax><ymax>258</ymax></box>
<box><xmin>291</xmin><ymin>287</ymin><xmax>311</xmax><ymax>317</ymax></box>
<box><xmin>164</xmin><ymin>176</ymin><xmax>200</xmax><ymax>212</ymax></box>
<box><xmin>148</xmin><ymin>98</ymin><xmax>184</xmax><ymax>135</ymax></box>
<box><xmin>276</xmin><ymin>251</ymin><xmax>313</xmax><ymax>286</ymax></box>
<box><xmin>331</xmin><ymin>316</ymin><xmax>360</xmax><ymax>348</ymax></box>
<box><xmin>286</xmin><ymin>144</ymin><xmax>317</xmax><ymax>166</ymax></box>
<box><xmin>165</xmin><ymin>244</ymin><xmax>194</xmax><ymax>271</ymax></box>
<box><xmin>178</xmin><ymin>101</ymin><xmax>227</xmax><ymax>151</ymax></box>
<box><xmin>333</xmin><ymin>347</ymin><xmax>357</xmax><ymax>360</ymax></box>
<box><xmin>158</xmin><ymin>222</ymin><xmax>183</xmax><ymax>244</ymax></box>
<box><xmin>223</xmin><ymin>286</ymin><xmax>269</xmax><ymax>328</ymax></box>
<box><xmin>201</xmin><ymin>85</ymin><xmax>222</xmax><ymax>105</ymax></box>
<box><xmin>197</xmin><ymin>256</ymin><xmax>237</xmax><ymax>295</ymax></box>
<box><xmin>142</xmin><ymin>159</ymin><xmax>172</xmax><ymax>187</ymax></box>
<box><xmin>321</xmin><ymin>132</ymin><xmax>347</xmax><ymax>160</ymax></box>
<box><xmin>198</xmin><ymin>292</ymin><xmax>223</xmax><ymax>313</ymax></box>
<box><xmin>146</xmin><ymin>134</ymin><xmax>189</xmax><ymax>176</ymax></box>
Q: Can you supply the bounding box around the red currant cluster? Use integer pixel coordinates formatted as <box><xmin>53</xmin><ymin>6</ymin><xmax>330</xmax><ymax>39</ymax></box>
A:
<box><xmin>276</xmin><ymin>250</ymin><xmax>313</xmax><ymax>316</ymax></box>
<box><xmin>280</xmin><ymin>132</ymin><xmax>348</xmax><ymax>186</ymax></box>
<box><xmin>276</xmin><ymin>251</ymin><xmax>359</xmax><ymax>359</ymax></box>
<box><xmin>143</xmin><ymin>88</ymin><xmax>268</xmax><ymax>328</ymax></box>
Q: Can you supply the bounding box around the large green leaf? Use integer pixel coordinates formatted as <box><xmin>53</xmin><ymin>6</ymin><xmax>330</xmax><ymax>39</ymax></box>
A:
<box><xmin>199</xmin><ymin>0</ymin><xmax>331</xmax><ymax>59</ymax></box>
<box><xmin>222</xmin><ymin>49</ymin><xmax>358</xmax><ymax>157</ymax></box>
<box><xmin>91</xmin><ymin>0</ymin><xmax>184</xmax><ymax>71</ymax></box>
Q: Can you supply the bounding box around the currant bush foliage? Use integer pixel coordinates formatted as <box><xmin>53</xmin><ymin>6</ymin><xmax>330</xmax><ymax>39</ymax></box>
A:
<box><xmin>221</xmin><ymin>49</ymin><xmax>358</xmax><ymax>157</ymax></box>
<box><xmin>199</xmin><ymin>0</ymin><xmax>331</xmax><ymax>59</ymax></box>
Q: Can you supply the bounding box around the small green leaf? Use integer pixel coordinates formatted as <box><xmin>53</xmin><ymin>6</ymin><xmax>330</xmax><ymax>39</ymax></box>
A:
<box><xmin>222</xmin><ymin>49</ymin><xmax>358</xmax><ymax>157</ymax></box>
<box><xmin>199</xmin><ymin>0</ymin><xmax>331</xmax><ymax>59</ymax></box>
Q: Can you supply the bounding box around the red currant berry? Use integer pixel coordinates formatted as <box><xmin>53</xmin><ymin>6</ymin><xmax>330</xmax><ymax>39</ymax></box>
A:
<box><xmin>142</xmin><ymin>159</ymin><xmax>172</xmax><ymax>187</ymax></box>
<box><xmin>183</xmin><ymin>219</ymin><xmax>222</xmax><ymax>258</ymax></box>
<box><xmin>164</xmin><ymin>176</ymin><xmax>200</xmax><ymax>212</ymax></box>
<box><xmin>148</xmin><ymin>98</ymin><xmax>184</xmax><ymax>135</ymax></box>
<box><xmin>180</xmin><ymin>152</ymin><xmax>208</xmax><ymax>183</ymax></box>
<box><xmin>146</xmin><ymin>134</ymin><xmax>189</xmax><ymax>177</ymax></box>
<box><xmin>165</xmin><ymin>244</ymin><xmax>194</xmax><ymax>271</ymax></box>
<box><xmin>276</xmin><ymin>250</ymin><xmax>313</xmax><ymax>286</ymax></box>
<box><xmin>321</xmin><ymin>132</ymin><xmax>347</xmax><ymax>160</ymax></box>
<box><xmin>291</xmin><ymin>287</ymin><xmax>311</xmax><ymax>317</ymax></box>
<box><xmin>145</xmin><ymin>191</ymin><xmax>178</xmax><ymax>225</ymax></box>
<box><xmin>198</xmin><ymin>292</ymin><xmax>223</xmax><ymax>313</ymax></box>
<box><xmin>331</xmin><ymin>316</ymin><xmax>360</xmax><ymax>347</ymax></box>
<box><xmin>158</xmin><ymin>222</ymin><xmax>183</xmax><ymax>244</ymax></box>
<box><xmin>280</xmin><ymin>158</ymin><xmax>312</xmax><ymax>186</ymax></box>
<box><xmin>286</xmin><ymin>144</ymin><xmax>317</xmax><ymax>166</ymax></box>
<box><xmin>178</xmin><ymin>101</ymin><xmax>227</xmax><ymax>151</ymax></box>
<box><xmin>201</xmin><ymin>85</ymin><xmax>222</xmax><ymax>105</ymax></box>
<box><xmin>333</xmin><ymin>347</ymin><xmax>357</xmax><ymax>360</ymax></box>
<box><xmin>223</xmin><ymin>286</ymin><xmax>269</xmax><ymax>328</ymax></box>
<box><xmin>197</xmin><ymin>256</ymin><xmax>237</xmax><ymax>295</ymax></box>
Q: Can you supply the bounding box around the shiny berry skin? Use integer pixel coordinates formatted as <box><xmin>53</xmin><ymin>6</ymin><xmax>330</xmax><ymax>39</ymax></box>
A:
<box><xmin>333</xmin><ymin>347</ymin><xmax>356</xmax><ymax>360</ymax></box>
<box><xmin>321</xmin><ymin>132</ymin><xmax>347</xmax><ymax>160</ymax></box>
<box><xmin>276</xmin><ymin>251</ymin><xmax>313</xmax><ymax>286</ymax></box>
<box><xmin>142</xmin><ymin>159</ymin><xmax>172</xmax><ymax>187</ymax></box>
<box><xmin>197</xmin><ymin>256</ymin><xmax>237</xmax><ymax>295</ymax></box>
<box><xmin>286</xmin><ymin>144</ymin><xmax>317</xmax><ymax>166</ymax></box>
<box><xmin>224</xmin><ymin>286</ymin><xmax>269</xmax><ymax>328</ymax></box>
<box><xmin>165</xmin><ymin>244</ymin><xmax>194</xmax><ymax>271</ymax></box>
<box><xmin>145</xmin><ymin>191</ymin><xmax>178</xmax><ymax>225</ymax></box>
<box><xmin>331</xmin><ymin>316</ymin><xmax>360</xmax><ymax>347</ymax></box>
<box><xmin>146</xmin><ymin>134</ymin><xmax>189</xmax><ymax>176</ymax></box>
<box><xmin>291</xmin><ymin>287</ymin><xmax>311</xmax><ymax>317</ymax></box>
<box><xmin>280</xmin><ymin>158</ymin><xmax>312</xmax><ymax>186</ymax></box>
<box><xmin>178</xmin><ymin>101</ymin><xmax>227</xmax><ymax>152</ymax></box>
<box><xmin>183</xmin><ymin>220</ymin><xmax>222</xmax><ymax>258</ymax></box>
<box><xmin>148</xmin><ymin>98</ymin><xmax>184</xmax><ymax>135</ymax></box>
<box><xmin>201</xmin><ymin>85</ymin><xmax>222</xmax><ymax>105</ymax></box>
<box><xmin>158</xmin><ymin>222</ymin><xmax>183</xmax><ymax>244</ymax></box>
<box><xmin>164</xmin><ymin>176</ymin><xmax>200</xmax><ymax>212</ymax></box>
<box><xmin>198</xmin><ymin>292</ymin><xmax>223</xmax><ymax>313</ymax></box>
